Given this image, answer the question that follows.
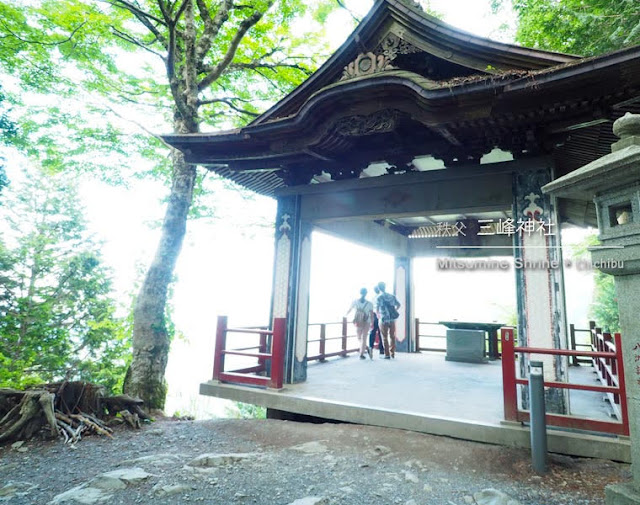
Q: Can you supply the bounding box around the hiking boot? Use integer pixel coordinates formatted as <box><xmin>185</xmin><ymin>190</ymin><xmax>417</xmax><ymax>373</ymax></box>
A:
<box><xmin>360</xmin><ymin>355</ymin><xmax>366</xmax><ymax>360</ymax></box>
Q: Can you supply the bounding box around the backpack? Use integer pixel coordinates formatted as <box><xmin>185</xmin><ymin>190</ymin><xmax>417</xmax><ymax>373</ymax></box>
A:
<box><xmin>382</xmin><ymin>295</ymin><xmax>399</xmax><ymax>320</ymax></box>
<box><xmin>354</xmin><ymin>301</ymin><xmax>368</xmax><ymax>324</ymax></box>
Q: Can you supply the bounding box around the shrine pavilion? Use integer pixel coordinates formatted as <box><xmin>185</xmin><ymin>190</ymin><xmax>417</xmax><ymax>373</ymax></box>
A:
<box><xmin>164</xmin><ymin>0</ymin><xmax>640</xmax><ymax>461</ymax></box>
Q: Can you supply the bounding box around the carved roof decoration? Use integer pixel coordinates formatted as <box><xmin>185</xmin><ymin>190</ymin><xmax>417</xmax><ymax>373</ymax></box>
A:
<box><xmin>162</xmin><ymin>0</ymin><xmax>640</xmax><ymax>216</ymax></box>
<box><xmin>340</xmin><ymin>52</ymin><xmax>396</xmax><ymax>81</ymax></box>
<box><xmin>339</xmin><ymin>33</ymin><xmax>423</xmax><ymax>82</ymax></box>
<box><xmin>250</xmin><ymin>0</ymin><xmax>578</xmax><ymax>125</ymax></box>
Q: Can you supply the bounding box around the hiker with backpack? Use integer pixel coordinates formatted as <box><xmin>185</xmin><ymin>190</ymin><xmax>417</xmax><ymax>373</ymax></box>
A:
<box><xmin>376</xmin><ymin>281</ymin><xmax>401</xmax><ymax>360</ymax></box>
<box><xmin>346</xmin><ymin>288</ymin><xmax>374</xmax><ymax>360</ymax></box>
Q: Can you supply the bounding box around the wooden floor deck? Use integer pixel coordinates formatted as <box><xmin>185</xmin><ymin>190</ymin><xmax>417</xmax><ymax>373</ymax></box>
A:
<box><xmin>200</xmin><ymin>352</ymin><xmax>630</xmax><ymax>462</ymax></box>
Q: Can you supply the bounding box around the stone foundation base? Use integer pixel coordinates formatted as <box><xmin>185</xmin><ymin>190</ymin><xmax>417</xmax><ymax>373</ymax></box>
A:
<box><xmin>607</xmin><ymin>483</ymin><xmax>640</xmax><ymax>505</ymax></box>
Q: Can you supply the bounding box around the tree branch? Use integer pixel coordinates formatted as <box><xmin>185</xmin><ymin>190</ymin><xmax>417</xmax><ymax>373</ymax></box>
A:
<box><xmin>172</xmin><ymin>0</ymin><xmax>191</xmax><ymax>24</ymax></box>
<box><xmin>182</xmin><ymin>0</ymin><xmax>199</xmax><ymax>128</ymax></box>
<box><xmin>156</xmin><ymin>0</ymin><xmax>172</xmax><ymax>24</ymax></box>
<box><xmin>198</xmin><ymin>97</ymin><xmax>259</xmax><ymax>117</ymax></box>
<box><xmin>252</xmin><ymin>67</ymin><xmax>288</xmax><ymax>93</ymax></box>
<box><xmin>164</xmin><ymin>8</ymin><xmax>190</xmax><ymax>124</ymax></box>
<box><xmin>107</xmin><ymin>0</ymin><xmax>169</xmax><ymax>49</ymax></box>
<box><xmin>102</xmin><ymin>103</ymin><xmax>174</xmax><ymax>149</ymax></box>
<box><xmin>105</xmin><ymin>0</ymin><xmax>167</xmax><ymax>26</ymax></box>
<box><xmin>110</xmin><ymin>27</ymin><xmax>166</xmax><ymax>60</ymax></box>
<box><xmin>0</xmin><ymin>20</ymin><xmax>86</xmax><ymax>47</ymax></box>
<box><xmin>227</xmin><ymin>61</ymin><xmax>312</xmax><ymax>76</ymax></box>
<box><xmin>335</xmin><ymin>0</ymin><xmax>360</xmax><ymax>23</ymax></box>
<box><xmin>197</xmin><ymin>3</ymin><xmax>274</xmax><ymax>91</ymax></box>
<box><xmin>195</xmin><ymin>0</ymin><xmax>233</xmax><ymax>65</ymax></box>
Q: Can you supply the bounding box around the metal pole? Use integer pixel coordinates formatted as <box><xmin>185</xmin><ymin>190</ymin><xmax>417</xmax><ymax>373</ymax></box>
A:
<box><xmin>529</xmin><ymin>360</ymin><xmax>547</xmax><ymax>474</ymax></box>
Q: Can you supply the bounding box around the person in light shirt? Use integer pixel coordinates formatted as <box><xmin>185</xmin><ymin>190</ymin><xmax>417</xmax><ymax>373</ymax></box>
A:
<box><xmin>346</xmin><ymin>288</ymin><xmax>374</xmax><ymax>360</ymax></box>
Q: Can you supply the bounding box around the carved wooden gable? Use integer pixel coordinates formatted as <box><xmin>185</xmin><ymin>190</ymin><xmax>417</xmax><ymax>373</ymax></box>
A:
<box><xmin>339</xmin><ymin>33</ymin><xmax>421</xmax><ymax>81</ymax></box>
<box><xmin>252</xmin><ymin>0</ymin><xmax>577</xmax><ymax>125</ymax></box>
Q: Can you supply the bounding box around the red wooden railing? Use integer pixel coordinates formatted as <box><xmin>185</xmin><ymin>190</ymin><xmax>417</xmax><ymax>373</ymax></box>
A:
<box><xmin>307</xmin><ymin>318</ymin><xmax>359</xmax><ymax>362</ymax></box>
<box><xmin>213</xmin><ymin>316</ymin><xmax>285</xmax><ymax>389</ymax></box>
<box><xmin>501</xmin><ymin>327</ymin><xmax>629</xmax><ymax>436</ymax></box>
<box><xmin>591</xmin><ymin>325</ymin><xmax>626</xmax><ymax>421</ymax></box>
<box><xmin>414</xmin><ymin>318</ymin><xmax>446</xmax><ymax>352</ymax></box>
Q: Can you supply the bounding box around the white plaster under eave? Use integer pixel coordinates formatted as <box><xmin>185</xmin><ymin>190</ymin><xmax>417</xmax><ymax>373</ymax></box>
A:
<box><xmin>481</xmin><ymin>148</ymin><xmax>514</xmax><ymax>165</ymax></box>
<box><xmin>360</xmin><ymin>156</ymin><xmax>446</xmax><ymax>177</ymax></box>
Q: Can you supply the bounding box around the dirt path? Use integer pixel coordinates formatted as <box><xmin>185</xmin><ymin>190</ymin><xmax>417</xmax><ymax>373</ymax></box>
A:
<box><xmin>0</xmin><ymin>418</ymin><xmax>629</xmax><ymax>504</ymax></box>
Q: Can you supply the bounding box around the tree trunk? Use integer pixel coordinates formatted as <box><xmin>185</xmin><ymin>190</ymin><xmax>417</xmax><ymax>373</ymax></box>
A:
<box><xmin>124</xmin><ymin>137</ymin><xmax>197</xmax><ymax>410</ymax></box>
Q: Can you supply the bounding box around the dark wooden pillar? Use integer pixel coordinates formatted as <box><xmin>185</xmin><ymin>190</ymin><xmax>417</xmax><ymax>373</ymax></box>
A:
<box><xmin>513</xmin><ymin>162</ymin><xmax>569</xmax><ymax>413</ymax></box>
<box><xmin>270</xmin><ymin>195</ymin><xmax>311</xmax><ymax>383</ymax></box>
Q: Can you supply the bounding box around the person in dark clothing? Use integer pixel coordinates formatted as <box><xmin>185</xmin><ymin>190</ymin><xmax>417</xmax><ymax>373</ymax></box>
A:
<box><xmin>368</xmin><ymin>285</ymin><xmax>384</xmax><ymax>359</ymax></box>
<box><xmin>376</xmin><ymin>281</ymin><xmax>401</xmax><ymax>359</ymax></box>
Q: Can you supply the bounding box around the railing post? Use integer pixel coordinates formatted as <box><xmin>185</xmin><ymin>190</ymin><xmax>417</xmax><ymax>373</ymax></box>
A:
<box><xmin>341</xmin><ymin>317</ymin><xmax>348</xmax><ymax>357</ymax></box>
<box><xmin>501</xmin><ymin>327</ymin><xmax>518</xmax><ymax>422</ymax></box>
<box><xmin>596</xmin><ymin>327</ymin><xmax>603</xmax><ymax>373</ymax></box>
<box><xmin>614</xmin><ymin>332</ymin><xmax>630</xmax><ymax>436</ymax></box>
<box><xmin>213</xmin><ymin>315</ymin><xmax>227</xmax><ymax>381</ymax></box>
<box><xmin>589</xmin><ymin>321</ymin><xmax>597</xmax><ymax>368</ymax></box>
<box><xmin>415</xmin><ymin>318</ymin><xmax>420</xmax><ymax>353</ymax></box>
<box><xmin>319</xmin><ymin>324</ymin><xmax>326</xmax><ymax>362</ymax></box>
<box><xmin>604</xmin><ymin>332</ymin><xmax>613</xmax><ymax>386</ymax></box>
<box><xmin>269</xmin><ymin>318</ymin><xmax>286</xmax><ymax>389</ymax></box>
<box><xmin>569</xmin><ymin>324</ymin><xmax>578</xmax><ymax>366</ymax></box>
<box><xmin>258</xmin><ymin>331</ymin><xmax>268</xmax><ymax>372</ymax></box>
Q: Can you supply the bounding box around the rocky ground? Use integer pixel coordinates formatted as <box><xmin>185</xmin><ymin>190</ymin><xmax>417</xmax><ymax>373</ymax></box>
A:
<box><xmin>0</xmin><ymin>418</ymin><xmax>630</xmax><ymax>505</ymax></box>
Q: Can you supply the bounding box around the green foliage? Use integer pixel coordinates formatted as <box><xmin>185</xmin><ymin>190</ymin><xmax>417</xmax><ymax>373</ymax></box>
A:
<box><xmin>0</xmin><ymin>168</ymin><xmax>130</xmax><ymax>392</ymax></box>
<box><xmin>225</xmin><ymin>401</ymin><xmax>266</xmax><ymax>419</ymax></box>
<box><xmin>496</xmin><ymin>0</ymin><xmax>632</xmax><ymax>326</ymax></box>
<box><xmin>0</xmin><ymin>1</ymin><xmax>164</xmax><ymax>183</ymax></box>
<box><xmin>496</xmin><ymin>0</ymin><xmax>640</xmax><ymax>56</ymax></box>
<box><xmin>0</xmin><ymin>166</ymin><xmax>6</xmax><ymax>196</ymax></box>
<box><xmin>0</xmin><ymin>0</ymin><xmax>339</xmax><ymax>145</ymax></box>
<box><xmin>591</xmin><ymin>270</ymin><xmax>619</xmax><ymax>333</ymax></box>
<box><xmin>0</xmin><ymin>84</ymin><xmax>15</xmax><ymax>194</ymax></box>
<box><xmin>0</xmin><ymin>0</ymin><xmax>339</xmax><ymax>406</ymax></box>
<box><xmin>570</xmin><ymin>233</ymin><xmax>620</xmax><ymax>332</ymax></box>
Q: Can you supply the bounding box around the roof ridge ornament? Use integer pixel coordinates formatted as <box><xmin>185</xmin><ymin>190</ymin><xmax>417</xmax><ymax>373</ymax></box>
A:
<box><xmin>379</xmin><ymin>32</ymin><xmax>421</xmax><ymax>61</ymax></box>
<box><xmin>340</xmin><ymin>51</ymin><xmax>395</xmax><ymax>81</ymax></box>
<box><xmin>339</xmin><ymin>33</ymin><xmax>420</xmax><ymax>82</ymax></box>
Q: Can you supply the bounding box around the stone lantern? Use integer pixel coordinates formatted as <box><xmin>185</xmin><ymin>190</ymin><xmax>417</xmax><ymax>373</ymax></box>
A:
<box><xmin>543</xmin><ymin>112</ymin><xmax>640</xmax><ymax>505</ymax></box>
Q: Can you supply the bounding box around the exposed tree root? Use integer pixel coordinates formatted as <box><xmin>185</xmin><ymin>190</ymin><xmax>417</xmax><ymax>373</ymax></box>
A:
<box><xmin>0</xmin><ymin>382</ymin><xmax>148</xmax><ymax>445</ymax></box>
<box><xmin>103</xmin><ymin>394</ymin><xmax>151</xmax><ymax>421</ymax></box>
